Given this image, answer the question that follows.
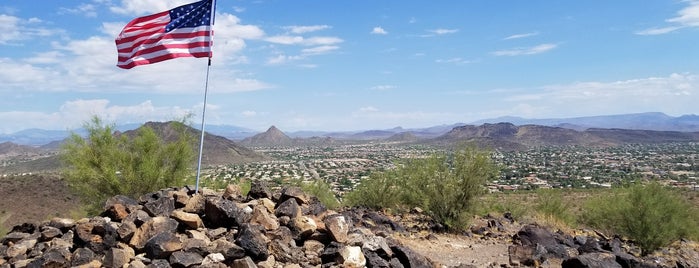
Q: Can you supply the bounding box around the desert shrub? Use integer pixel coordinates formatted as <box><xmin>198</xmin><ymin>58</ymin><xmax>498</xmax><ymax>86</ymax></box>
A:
<box><xmin>299</xmin><ymin>179</ymin><xmax>341</xmax><ymax>210</ymax></box>
<box><xmin>581</xmin><ymin>182</ymin><xmax>699</xmax><ymax>255</ymax></box>
<box><xmin>533</xmin><ymin>189</ymin><xmax>576</xmax><ymax>229</ymax></box>
<box><xmin>345</xmin><ymin>145</ymin><xmax>497</xmax><ymax>231</ymax></box>
<box><xmin>343</xmin><ymin>169</ymin><xmax>402</xmax><ymax>210</ymax></box>
<box><xmin>61</xmin><ymin>117</ymin><xmax>194</xmax><ymax>213</ymax></box>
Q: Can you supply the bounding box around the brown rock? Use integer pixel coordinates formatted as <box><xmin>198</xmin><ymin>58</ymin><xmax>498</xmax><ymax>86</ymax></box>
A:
<box><xmin>129</xmin><ymin>216</ymin><xmax>179</xmax><ymax>250</ymax></box>
<box><xmin>324</xmin><ymin>215</ymin><xmax>350</xmax><ymax>243</ymax></box>
<box><xmin>104</xmin><ymin>247</ymin><xmax>135</xmax><ymax>268</ymax></box>
<box><xmin>250</xmin><ymin>204</ymin><xmax>279</xmax><ymax>231</ymax></box>
<box><xmin>231</xmin><ymin>256</ymin><xmax>257</xmax><ymax>268</ymax></box>
<box><xmin>223</xmin><ymin>184</ymin><xmax>244</xmax><ymax>201</ymax></box>
<box><xmin>280</xmin><ymin>187</ymin><xmax>309</xmax><ymax>205</ymax></box>
<box><xmin>171</xmin><ymin>210</ymin><xmax>204</xmax><ymax>229</ymax></box>
<box><xmin>290</xmin><ymin>216</ymin><xmax>317</xmax><ymax>240</ymax></box>
<box><xmin>339</xmin><ymin>246</ymin><xmax>366</xmax><ymax>268</ymax></box>
<box><xmin>144</xmin><ymin>232</ymin><xmax>183</xmax><ymax>259</ymax></box>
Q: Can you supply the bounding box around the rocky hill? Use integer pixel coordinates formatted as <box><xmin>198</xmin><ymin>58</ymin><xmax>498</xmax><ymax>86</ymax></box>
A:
<box><xmin>240</xmin><ymin>126</ymin><xmax>293</xmax><ymax>147</ymax></box>
<box><xmin>434</xmin><ymin>123</ymin><xmax>699</xmax><ymax>150</ymax></box>
<box><xmin>131</xmin><ymin>122</ymin><xmax>270</xmax><ymax>166</ymax></box>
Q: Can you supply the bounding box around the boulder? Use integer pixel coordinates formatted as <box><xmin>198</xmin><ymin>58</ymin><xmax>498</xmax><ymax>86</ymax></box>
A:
<box><xmin>324</xmin><ymin>214</ymin><xmax>350</xmax><ymax>243</ymax></box>
<box><xmin>248</xmin><ymin>180</ymin><xmax>272</xmax><ymax>200</ymax></box>
<box><xmin>275</xmin><ymin>198</ymin><xmax>301</xmax><ymax>219</ymax></box>
<box><xmin>236</xmin><ymin>224</ymin><xmax>270</xmax><ymax>261</ymax></box>
<box><xmin>143</xmin><ymin>196</ymin><xmax>176</xmax><ymax>217</ymax></box>
<box><xmin>562</xmin><ymin>252</ymin><xmax>622</xmax><ymax>268</ymax></box>
<box><xmin>144</xmin><ymin>232</ymin><xmax>183</xmax><ymax>259</ymax></box>
<box><xmin>171</xmin><ymin>210</ymin><xmax>204</xmax><ymax>229</ymax></box>
<box><xmin>169</xmin><ymin>251</ymin><xmax>203</xmax><ymax>267</ymax></box>
<box><xmin>338</xmin><ymin>246</ymin><xmax>366</xmax><ymax>268</ymax></box>
<box><xmin>279</xmin><ymin>187</ymin><xmax>309</xmax><ymax>205</ymax></box>
<box><xmin>231</xmin><ymin>256</ymin><xmax>257</xmax><ymax>268</ymax></box>
<box><xmin>129</xmin><ymin>217</ymin><xmax>179</xmax><ymax>250</ymax></box>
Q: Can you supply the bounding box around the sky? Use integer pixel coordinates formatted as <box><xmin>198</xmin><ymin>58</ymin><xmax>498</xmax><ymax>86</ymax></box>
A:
<box><xmin>1</xmin><ymin>0</ymin><xmax>698</xmax><ymax>133</ymax></box>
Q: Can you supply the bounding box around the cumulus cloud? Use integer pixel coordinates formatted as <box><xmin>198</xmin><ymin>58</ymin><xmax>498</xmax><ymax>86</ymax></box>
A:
<box><xmin>371</xmin><ymin>26</ymin><xmax>388</xmax><ymax>35</ymax></box>
<box><xmin>109</xmin><ymin>0</ymin><xmax>193</xmax><ymax>16</ymax></box>
<box><xmin>501</xmin><ymin>73</ymin><xmax>698</xmax><ymax>117</ymax></box>
<box><xmin>492</xmin><ymin>43</ymin><xmax>558</xmax><ymax>56</ymax></box>
<box><xmin>428</xmin><ymin>28</ymin><xmax>459</xmax><ymax>35</ymax></box>
<box><xmin>0</xmin><ymin>14</ymin><xmax>64</xmax><ymax>44</ymax></box>
<box><xmin>0</xmin><ymin>99</ymin><xmax>192</xmax><ymax>133</ymax></box>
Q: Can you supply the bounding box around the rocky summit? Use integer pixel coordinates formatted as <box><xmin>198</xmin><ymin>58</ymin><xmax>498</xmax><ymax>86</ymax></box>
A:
<box><xmin>2</xmin><ymin>181</ymin><xmax>699</xmax><ymax>268</ymax></box>
<box><xmin>0</xmin><ymin>182</ymin><xmax>433</xmax><ymax>268</ymax></box>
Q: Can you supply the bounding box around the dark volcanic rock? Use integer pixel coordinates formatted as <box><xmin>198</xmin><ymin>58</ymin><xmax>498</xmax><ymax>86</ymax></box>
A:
<box><xmin>235</xmin><ymin>224</ymin><xmax>269</xmax><ymax>261</ymax></box>
<box><xmin>562</xmin><ymin>252</ymin><xmax>622</xmax><ymax>268</ymax></box>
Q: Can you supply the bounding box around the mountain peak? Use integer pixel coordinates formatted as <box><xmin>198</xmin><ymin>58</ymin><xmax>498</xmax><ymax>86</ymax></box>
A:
<box><xmin>242</xmin><ymin>125</ymin><xmax>292</xmax><ymax>146</ymax></box>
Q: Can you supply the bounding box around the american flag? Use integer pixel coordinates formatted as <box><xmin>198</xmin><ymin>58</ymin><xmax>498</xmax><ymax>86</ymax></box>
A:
<box><xmin>115</xmin><ymin>0</ymin><xmax>214</xmax><ymax>69</ymax></box>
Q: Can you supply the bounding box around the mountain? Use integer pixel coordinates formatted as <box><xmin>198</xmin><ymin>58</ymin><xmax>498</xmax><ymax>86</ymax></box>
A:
<box><xmin>472</xmin><ymin>112</ymin><xmax>699</xmax><ymax>132</ymax></box>
<box><xmin>0</xmin><ymin>142</ymin><xmax>47</xmax><ymax>157</ymax></box>
<box><xmin>131</xmin><ymin>122</ymin><xmax>269</xmax><ymax>165</ymax></box>
<box><xmin>434</xmin><ymin>122</ymin><xmax>699</xmax><ymax>150</ymax></box>
<box><xmin>240</xmin><ymin>126</ymin><xmax>293</xmax><ymax>146</ymax></box>
<box><xmin>385</xmin><ymin>132</ymin><xmax>420</xmax><ymax>143</ymax></box>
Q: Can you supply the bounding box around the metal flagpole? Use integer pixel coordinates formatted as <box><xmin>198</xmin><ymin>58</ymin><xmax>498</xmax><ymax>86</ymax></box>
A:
<box><xmin>194</xmin><ymin>57</ymin><xmax>212</xmax><ymax>194</ymax></box>
<box><xmin>194</xmin><ymin>0</ymin><xmax>216</xmax><ymax>194</ymax></box>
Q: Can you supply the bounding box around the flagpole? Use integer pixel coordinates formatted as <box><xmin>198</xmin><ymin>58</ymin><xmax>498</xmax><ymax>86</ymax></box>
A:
<box><xmin>194</xmin><ymin>57</ymin><xmax>212</xmax><ymax>194</ymax></box>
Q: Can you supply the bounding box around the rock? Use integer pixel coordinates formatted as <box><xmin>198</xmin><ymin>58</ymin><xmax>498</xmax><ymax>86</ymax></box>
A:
<box><xmin>37</xmin><ymin>247</ymin><xmax>71</xmax><ymax>268</ymax></box>
<box><xmin>257</xmin><ymin>255</ymin><xmax>276</xmax><ymax>268</ymax></box>
<box><xmin>40</xmin><ymin>226</ymin><xmax>63</xmax><ymax>241</ymax></box>
<box><xmin>514</xmin><ymin>224</ymin><xmax>571</xmax><ymax>259</ymax></box>
<box><xmin>145</xmin><ymin>232</ymin><xmax>183</xmax><ymax>259</ymax></box>
<box><xmin>508</xmin><ymin>244</ymin><xmax>547</xmax><ymax>267</ymax></box>
<box><xmin>49</xmin><ymin>218</ymin><xmax>76</xmax><ymax>232</ymax></box>
<box><xmin>182</xmin><ymin>194</ymin><xmax>205</xmax><ymax>214</ymax></box>
<box><xmin>148</xmin><ymin>259</ymin><xmax>172</xmax><ymax>268</ymax></box>
<box><xmin>275</xmin><ymin>198</ymin><xmax>301</xmax><ymax>219</ymax></box>
<box><xmin>207</xmin><ymin>239</ymin><xmax>246</xmax><ymax>260</ymax></box>
<box><xmin>71</xmin><ymin>248</ymin><xmax>96</xmax><ymax>267</ymax></box>
<box><xmin>321</xmin><ymin>241</ymin><xmax>343</xmax><ymax>263</ymax></box>
<box><xmin>363</xmin><ymin>249</ymin><xmax>391</xmax><ymax>268</ymax></box>
<box><xmin>248</xmin><ymin>180</ymin><xmax>272</xmax><ymax>200</ymax></box>
<box><xmin>124</xmin><ymin>210</ymin><xmax>152</xmax><ymax>227</ymax></box>
<box><xmin>562</xmin><ymin>252</ymin><xmax>622</xmax><ymax>268</ymax></box>
<box><xmin>104</xmin><ymin>247</ymin><xmax>135</xmax><ymax>268</ymax></box>
<box><xmin>201</xmin><ymin>253</ymin><xmax>225</xmax><ymax>266</ymax></box>
<box><xmin>392</xmin><ymin>245</ymin><xmax>432</xmax><ymax>268</ymax></box>
<box><xmin>338</xmin><ymin>246</ymin><xmax>366</xmax><ymax>268</ymax></box>
<box><xmin>169</xmin><ymin>251</ymin><xmax>203</xmax><ymax>267</ymax></box>
<box><xmin>117</xmin><ymin>221</ymin><xmax>138</xmax><ymax>241</ymax></box>
<box><xmin>144</xmin><ymin>196</ymin><xmax>176</xmax><ymax>217</ymax></box>
<box><xmin>362</xmin><ymin>235</ymin><xmax>393</xmax><ymax>258</ymax></box>
<box><xmin>231</xmin><ymin>257</ymin><xmax>257</xmax><ymax>268</ymax></box>
<box><xmin>250</xmin><ymin>204</ymin><xmax>279</xmax><ymax>231</ymax></box>
<box><xmin>171</xmin><ymin>210</ymin><xmax>204</xmax><ymax>229</ymax></box>
<box><xmin>269</xmin><ymin>240</ymin><xmax>305</xmax><ymax>263</ymax></box>
<box><xmin>236</xmin><ymin>224</ymin><xmax>270</xmax><ymax>261</ymax></box>
<box><xmin>223</xmin><ymin>184</ymin><xmax>244</xmax><ymax>201</ymax></box>
<box><xmin>104</xmin><ymin>203</ymin><xmax>130</xmax><ymax>221</ymax></box>
<box><xmin>172</xmin><ymin>191</ymin><xmax>190</xmax><ymax>208</ymax></box>
<box><xmin>279</xmin><ymin>187</ymin><xmax>309</xmax><ymax>205</ymax></box>
<box><xmin>74</xmin><ymin>259</ymin><xmax>103</xmax><ymax>268</ymax></box>
<box><xmin>204</xmin><ymin>197</ymin><xmax>248</xmax><ymax>227</ymax></box>
<box><xmin>129</xmin><ymin>217</ymin><xmax>179</xmax><ymax>250</ymax></box>
<box><xmin>104</xmin><ymin>195</ymin><xmax>140</xmax><ymax>213</ymax></box>
<box><xmin>324</xmin><ymin>215</ymin><xmax>350</xmax><ymax>243</ymax></box>
<box><xmin>290</xmin><ymin>216</ymin><xmax>317</xmax><ymax>240</ymax></box>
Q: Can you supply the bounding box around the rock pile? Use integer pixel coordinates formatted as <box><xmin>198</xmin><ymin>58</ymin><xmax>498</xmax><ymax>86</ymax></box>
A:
<box><xmin>508</xmin><ymin>224</ymin><xmax>699</xmax><ymax>268</ymax></box>
<box><xmin>0</xmin><ymin>182</ymin><xmax>434</xmax><ymax>268</ymax></box>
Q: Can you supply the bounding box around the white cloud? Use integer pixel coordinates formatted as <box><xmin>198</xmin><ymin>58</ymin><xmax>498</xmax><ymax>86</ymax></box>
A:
<box><xmin>428</xmin><ymin>28</ymin><xmax>459</xmax><ymax>35</ymax></box>
<box><xmin>503</xmin><ymin>32</ymin><xmax>539</xmax><ymax>40</ymax></box>
<box><xmin>435</xmin><ymin>57</ymin><xmax>474</xmax><ymax>64</ymax></box>
<box><xmin>241</xmin><ymin>110</ymin><xmax>257</xmax><ymax>117</ymax></box>
<box><xmin>358</xmin><ymin>106</ymin><xmax>380</xmax><ymax>113</ymax></box>
<box><xmin>265</xmin><ymin>35</ymin><xmax>343</xmax><ymax>46</ymax></box>
<box><xmin>266</xmin><ymin>54</ymin><xmax>302</xmax><ymax>65</ymax></box>
<box><xmin>109</xmin><ymin>0</ymin><xmax>193</xmax><ymax>16</ymax></box>
<box><xmin>370</xmin><ymin>85</ymin><xmax>396</xmax><ymax>91</ymax></box>
<box><xmin>492</xmin><ymin>43</ymin><xmax>558</xmax><ymax>56</ymax></box>
<box><xmin>636</xmin><ymin>1</ymin><xmax>699</xmax><ymax>35</ymax></box>
<box><xmin>635</xmin><ymin>26</ymin><xmax>682</xmax><ymax>35</ymax></box>
<box><xmin>301</xmin><ymin>45</ymin><xmax>339</xmax><ymax>55</ymax></box>
<box><xmin>0</xmin><ymin>99</ymin><xmax>193</xmax><ymax>133</ymax></box>
<box><xmin>501</xmin><ymin>73</ymin><xmax>698</xmax><ymax>117</ymax></box>
<box><xmin>283</xmin><ymin>25</ymin><xmax>331</xmax><ymax>34</ymax></box>
<box><xmin>59</xmin><ymin>4</ymin><xmax>98</xmax><ymax>17</ymax></box>
<box><xmin>0</xmin><ymin>14</ymin><xmax>64</xmax><ymax>44</ymax></box>
<box><xmin>371</xmin><ymin>26</ymin><xmax>388</xmax><ymax>35</ymax></box>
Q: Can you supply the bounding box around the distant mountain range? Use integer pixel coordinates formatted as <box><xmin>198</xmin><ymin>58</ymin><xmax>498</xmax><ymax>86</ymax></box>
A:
<box><xmin>1</xmin><ymin>112</ymin><xmax>698</xmax><ymax>146</ymax></box>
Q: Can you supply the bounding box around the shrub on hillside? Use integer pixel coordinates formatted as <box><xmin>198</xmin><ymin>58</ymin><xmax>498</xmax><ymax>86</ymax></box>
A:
<box><xmin>581</xmin><ymin>182</ymin><xmax>699</xmax><ymax>255</ymax></box>
<box><xmin>345</xmin><ymin>145</ymin><xmax>497</xmax><ymax>231</ymax></box>
<box><xmin>61</xmin><ymin>117</ymin><xmax>194</xmax><ymax>213</ymax></box>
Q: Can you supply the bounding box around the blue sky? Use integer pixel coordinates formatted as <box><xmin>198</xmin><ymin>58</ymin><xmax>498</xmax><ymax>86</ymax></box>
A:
<box><xmin>1</xmin><ymin>0</ymin><xmax>698</xmax><ymax>133</ymax></box>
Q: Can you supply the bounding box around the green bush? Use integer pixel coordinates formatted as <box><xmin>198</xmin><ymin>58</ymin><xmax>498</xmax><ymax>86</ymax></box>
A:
<box><xmin>345</xmin><ymin>145</ymin><xmax>497</xmax><ymax>231</ymax></box>
<box><xmin>300</xmin><ymin>179</ymin><xmax>341</xmax><ymax>210</ymax></box>
<box><xmin>61</xmin><ymin>117</ymin><xmax>194</xmax><ymax>213</ymax></box>
<box><xmin>534</xmin><ymin>189</ymin><xmax>575</xmax><ymax>228</ymax></box>
<box><xmin>343</xmin><ymin>169</ymin><xmax>402</xmax><ymax>210</ymax></box>
<box><xmin>581</xmin><ymin>183</ymin><xmax>699</xmax><ymax>255</ymax></box>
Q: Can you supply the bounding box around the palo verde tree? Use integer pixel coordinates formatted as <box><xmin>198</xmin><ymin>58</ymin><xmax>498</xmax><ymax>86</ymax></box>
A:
<box><xmin>61</xmin><ymin>116</ymin><xmax>195</xmax><ymax>213</ymax></box>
